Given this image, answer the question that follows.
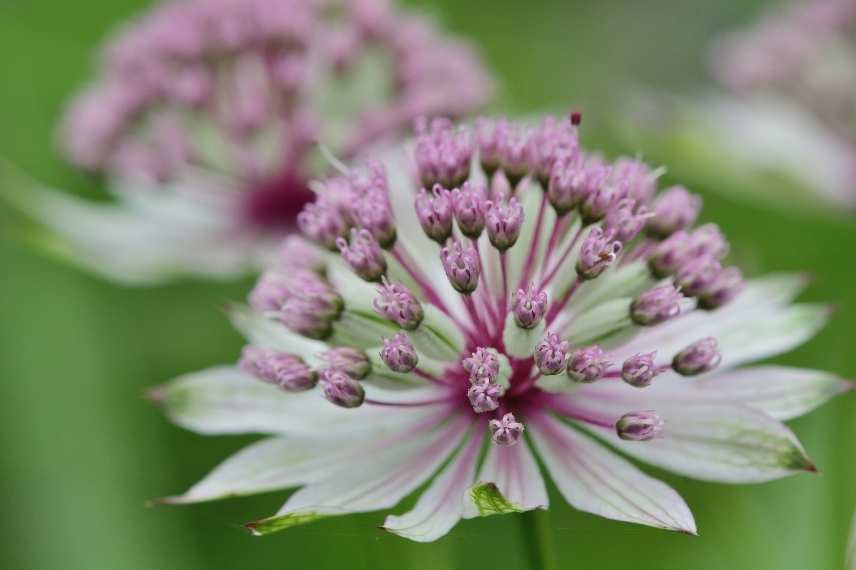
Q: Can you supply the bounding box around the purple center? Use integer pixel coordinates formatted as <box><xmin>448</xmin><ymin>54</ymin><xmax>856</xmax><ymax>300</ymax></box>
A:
<box><xmin>242</xmin><ymin>169</ymin><xmax>315</xmax><ymax>231</ymax></box>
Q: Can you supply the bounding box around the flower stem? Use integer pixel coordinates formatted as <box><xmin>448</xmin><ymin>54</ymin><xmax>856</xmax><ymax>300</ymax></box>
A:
<box><xmin>519</xmin><ymin>509</ymin><xmax>558</xmax><ymax>570</ymax></box>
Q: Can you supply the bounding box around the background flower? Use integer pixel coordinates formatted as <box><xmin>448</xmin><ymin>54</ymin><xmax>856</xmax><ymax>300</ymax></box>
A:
<box><xmin>0</xmin><ymin>0</ymin><xmax>492</xmax><ymax>283</ymax></box>
<box><xmin>613</xmin><ymin>0</ymin><xmax>856</xmax><ymax>215</ymax></box>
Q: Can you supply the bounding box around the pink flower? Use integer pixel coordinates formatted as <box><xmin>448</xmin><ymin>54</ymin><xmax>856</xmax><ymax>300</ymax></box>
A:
<box><xmin>153</xmin><ymin>114</ymin><xmax>850</xmax><ymax>542</ymax></box>
<box><xmin>11</xmin><ymin>0</ymin><xmax>492</xmax><ymax>283</ymax></box>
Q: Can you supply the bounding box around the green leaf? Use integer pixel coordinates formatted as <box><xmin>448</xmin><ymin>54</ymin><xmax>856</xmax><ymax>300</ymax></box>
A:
<box><xmin>245</xmin><ymin>511</ymin><xmax>326</xmax><ymax>536</ymax></box>
<box><xmin>468</xmin><ymin>482</ymin><xmax>522</xmax><ymax>517</ymax></box>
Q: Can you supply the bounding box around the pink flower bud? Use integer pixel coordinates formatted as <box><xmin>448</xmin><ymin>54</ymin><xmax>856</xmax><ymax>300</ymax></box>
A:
<box><xmin>373</xmin><ymin>278</ymin><xmax>423</xmax><ymax>330</ymax></box>
<box><xmin>511</xmin><ymin>284</ymin><xmax>548</xmax><ymax>329</ymax></box>
<box><xmin>621</xmin><ymin>352</ymin><xmax>661</xmax><ymax>388</ymax></box>
<box><xmin>630</xmin><ymin>284</ymin><xmax>684</xmax><ymax>326</ymax></box>
<box><xmin>489</xmin><ymin>412</ymin><xmax>525</xmax><ymax>446</ymax></box>
<box><xmin>440</xmin><ymin>239</ymin><xmax>481</xmax><ymax>294</ymax></box>
<box><xmin>647</xmin><ymin>185</ymin><xmax>701</xmax><ymax>238</ymax></box>
<box><xmin>673</xmin><ymin>337</ymin><xmax>722</xmax><ymax>376</ymax></box>
<box><xmin>486</xmin><ymin>197</ymin><xmax>524</xmax><ymax>251</ymax></box>
<box><xmin>337</xmin><ymin>228</ymin><xmax>387</xmax><ymax>282</ymax></box>
<box><xmin>320</xmin><ymin>369</ymin><xmax>365</xmax><ymax>408</ymax></box>
<box><xmin>576</xmin><ymin>227</ymin><xmax>622</xmax><ymax>280</ymax></box>
<box><xmin>379</xmin><ymin>333</ymin><xmax>418</xmax><ymax>373</ymax></box>
<box><xmin>415</xmin><ymin>185</ymin><xmax>453</xmax><ymax>243</ymax></box>
<box><xmin>534</xmin><ymin>333</ymin><xmax>570</xmax><ymax>375</ymax></box>
<box><xmin>239</xmin><ymin>347</ymin><xmax>317</xmax><ymax>392</ymax></box>
<box><xmin>567</xmin><ymin>345</ymin><xmax>610</xmax><ymax>383</ymax></box>
<box><xmin>616</xmin><ymin>411</ymin><xmax>663</xmax><ymax>441</ymax></box>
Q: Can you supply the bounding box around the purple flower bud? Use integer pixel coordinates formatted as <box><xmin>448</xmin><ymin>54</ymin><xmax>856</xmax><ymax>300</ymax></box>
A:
<box><xmin>373</xmin><ymin>278</ymin><xmax>423</xmax><ymax>330</ymax></box>
<box><xmin>526</xmin><ymin>116</ymin><xmax>579</xmax><ymax>185</ymax></box>
<box><xmin>603</xmin><ymin>198</ymin><xmax>651</xmax><ymax>243</ymax></box>
<box><xmin>320</xmin><ymin>369</ymin><xmax>365</xmax><ymax>408</ymax></box>
<box><xmin>576</xmin><ymin>227</ymin><xmax>622</xmax><ymax>280</ymax></box>
<box><xmin>673</xmin><ymin>337</ymin><xmax>722</xmax><ymax>376</ymax></box>
<box><xmin>476</xmin><ymin>117</ymin><xmax>507</xmax><ymax>175</ymax></box>
<box><xmin>577</xmin><ymin>159</ymin><xmax>616</xmax><ymax>223</ymax></box>
<box><xmin>485</xmin><ymin>197</ymin><xmax>524</xmax><ymax>251</ymax></box>
<box><xmin>298</xmin><ymin>198</ymin><xmax>348</xmax><ymax>250</ymax></box>
<box><xmin>567</xmin><ymin>345</ymin><xmax>610</xmax><ymax>383</ymax></box>
<box><xmin>451</xmin><ymin>181</ymin><xmax>487</xmax><ymax>238</ymax></box>
<box><xmin>699</xmin><ymin>266</ymin><xmax>745</xmax><ymax>310</ymax></box>
<box><xmin>277</xmin><ymin>237</ymin><xmax>325</xmax><ymax>273</ymax></box>
<box><xmin>467</xmin><ymin>377</ymin><xmax>503</xmax><ymax>413</ymax></box>
<box><xmin>647</xmin><ymin>185</ymin><xmax>702</xmax><ymax>238</ymax></box>
<box><xmin>621</xmin><ymin>352</ymin><xmax>661</xmax><ymax>388</ymax></box>
<box><xmin>239</xmin><ymin>347</ymin><xmax>318</xmax><ymax>392</ymax></box>
<box><xmin>534</xmin><ymin>333</ymin><xmax>570</xmax><ymax>375</ymax></box>
<box><xmin>463</xmin><ymin>347</ymin><xmax>500</xmax><ymax>382</ymax></box>
<box><xmin>616</xmin><ymin>411</ymin><xmax>664</xmax><ymax>441</ymax></box>
<box><xmin>379</xmin><ymin>333</ymin><xmax>418</xmax><ymax>373</ymax></box>
<box><xmin>489</xmin><ymin>412</ymin><xmax>525</xmax><ymax>446</ymax></box>
<box><xmin>278</xmin><ymin>270</ymin><xmax>343</xmax><ymax>339</ymax></box>
<box><xmin>248</xmin><ymin>271</ymin><xmax>290</xmax><ymax>312</ymax></box>
<box><xmin>676</xmin><ymin>254</ymin><xmax>722</xmax><ymax>297</ymax></box>
<box><xmin>414</xmin><ymin>117</ymin><xmax>473</xmax><ymax>188</ymax></box>
<box><xmin>686</xmin><ymin>224</ymin><xmax>729</xmax><ymax>260</ymax></box>
<box><xmin>351</xmin><ymin>189</ymin><xmax>396</xmax><ymax>248</ymax></box>
<box><xmin>511</xmin><ymin>284</ymin><xmax>548</xmax><ymax>329</ymax></box>
<box><xmin>337</xmin><ymin>229</ymin><xmax>387</xmax><ymax>282</ymax></box>
<box><xmin>440</xmin><ymin>239</ymin><xmax>481</xmax><ymax>294</ymax></box>
<box><xmin>648</xmin><ymin>230</ymin><xmax>690</xmax><ymax>277</ymax></box>
<box><xmin>320</xmin><ymin>347</ymin><xmax>371</xmax><ymax>379</ymax></box>
<box><xmin>415</xmin><ymin>185</ymin><xmax>453</xmax><ymax>243</ymax></box>
<box><xmin>610</xmin><ymin>158</ymin><xmax>657</xmax><ymax>204</ymax></box>
<box><xmin>498</xmin><ymin>124</ymin><xmax>530</xmax><ymax>186</ymax></box>
<box><xmin>547</xmin><ymin>155</ymin><xmax>588</xmax><ymax>215</ymax></box>
<box><xmin>630</xmin><ymin>284</ymin><xmax>684</xmax><ymax>326</ymax></box>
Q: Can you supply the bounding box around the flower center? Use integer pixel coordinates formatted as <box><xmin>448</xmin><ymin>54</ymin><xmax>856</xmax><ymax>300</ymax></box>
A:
<box><xmin>241</xmin><ymin>168</ymin><xmax>315</xmax><ymax>230</ymax></box>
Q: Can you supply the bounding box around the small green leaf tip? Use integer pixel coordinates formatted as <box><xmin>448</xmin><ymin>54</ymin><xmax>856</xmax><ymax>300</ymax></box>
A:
<box><xmin>245</xmin><ymin>512</ymin><xmax>325</xmax><ymax>536</ymax></box>
<box><xmin>469</xmin><ymin>482</ymin><xmax>522</xmax><ymax>517</ymax></box>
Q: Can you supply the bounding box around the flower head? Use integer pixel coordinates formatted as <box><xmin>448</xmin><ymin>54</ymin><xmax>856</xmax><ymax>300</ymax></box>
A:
<box><xmin>156</xmin><ymin>113</ymin><xmax>848</xmax><ymax>542</ymax></box>
<box><xmin>24</xmin><ymin>0</ymin><xmax>492</xmax><ymax>283</ymax></box>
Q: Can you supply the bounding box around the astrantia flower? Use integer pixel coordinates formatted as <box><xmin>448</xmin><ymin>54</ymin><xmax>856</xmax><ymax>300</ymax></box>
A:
<box><xmin>2</xmin><ymin>0</ymin><xmax>491</xmax><ymax>283</ymax></box>
<box><xmin>619</xmin><ymin>0</ymin><xmax>856</xmax><ymax>213</ymax></box>
<box><xmin>153</xmin><ymin>114</ymin><xmax>852</xmax><ymax>542</ymax></box>
<box><xmin>706</xmin><ymin>0</ymin><xmax>856</xmax><ymax>209</ymax></box>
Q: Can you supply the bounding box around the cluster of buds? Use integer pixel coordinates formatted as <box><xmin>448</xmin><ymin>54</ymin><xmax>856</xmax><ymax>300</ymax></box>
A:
<box><xmin>463</xmin><ymin>348</ymin><xmax>506</xmax><ymax>416</ymax></box>
<box><xmin>255</xmin><ymin>113</ymin><xmax>747</xmax><ymax>448</ymax></box>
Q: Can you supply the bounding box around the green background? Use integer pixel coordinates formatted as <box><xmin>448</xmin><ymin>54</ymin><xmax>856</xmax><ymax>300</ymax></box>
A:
<box><xmin>0</xmin><ymin>0</ymin><xmax>853</xmax><ymax>568</ymax></box>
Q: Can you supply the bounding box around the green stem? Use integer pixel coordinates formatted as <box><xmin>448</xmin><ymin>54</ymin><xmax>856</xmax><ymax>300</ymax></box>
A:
<box><xmin>519</xmin><ymin>510</ymin><xmax>557</xmax><ymax>570</ymax></box>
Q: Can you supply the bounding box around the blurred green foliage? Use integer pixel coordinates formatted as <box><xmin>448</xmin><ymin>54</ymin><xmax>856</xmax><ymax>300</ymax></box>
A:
<box><xmin>0</xmin><ymin>1</ymin><xmax>853</xmax><ymax>568</ymax></box>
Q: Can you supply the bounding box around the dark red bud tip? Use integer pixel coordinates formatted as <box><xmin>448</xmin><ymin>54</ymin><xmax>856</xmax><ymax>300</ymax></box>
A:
<box><xmin>570</xmin><ymin>111</ymin><xmax>582</xmax><ymax>126</ymax></box>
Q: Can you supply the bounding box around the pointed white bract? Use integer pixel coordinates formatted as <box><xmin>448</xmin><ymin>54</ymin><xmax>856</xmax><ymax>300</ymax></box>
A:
<box><xmin>154</xmin><ymin>113</ymin><xmax>850</xmax><ymax>541</ymax></box>
<box><xmin>1</xmin><ymin>0</ymin><xmax>492</xmax><ymax>283</ymax></box>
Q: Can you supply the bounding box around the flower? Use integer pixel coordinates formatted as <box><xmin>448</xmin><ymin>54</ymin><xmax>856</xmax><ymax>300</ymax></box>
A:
<box><xmin>3</xmin><ymin>0</ymin><xmax>492</xmax><ymax>283</ymax></box>
<box><xmin>153</xmin><ymin>114</ymin><xmax>851</xmax><ymax>542</ymax></box>
<box><xmin>707</xmin><ymin>0</ymin><xmax>856</xmax><ymax>210</ymax></box>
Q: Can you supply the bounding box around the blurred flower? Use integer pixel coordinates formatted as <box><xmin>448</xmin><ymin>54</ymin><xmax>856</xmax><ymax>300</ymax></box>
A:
<box><xmin>2</xmin><ymin>0</ymin><xmax>492</xmax><ymax>283</ymax></box>
<box><xmin>616</xmin><ymin>0</ymin><xmax>856</xmax><ymax>214</ymax></box>
<box><xmin>152</xmin><ymin>114</ymin><xmax>851</xmax><ymax>542</ymax></box>
<box><xmin>707</xmin><ymin>0</ymin><xmax>856</xmax><ymax>209</ymax></box>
